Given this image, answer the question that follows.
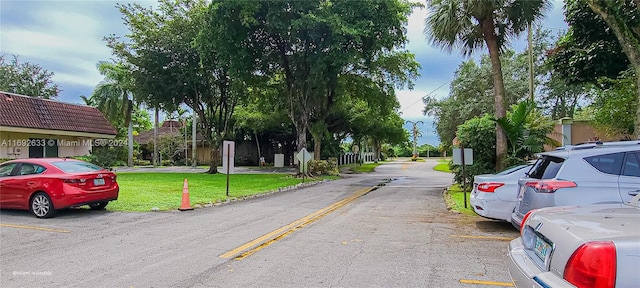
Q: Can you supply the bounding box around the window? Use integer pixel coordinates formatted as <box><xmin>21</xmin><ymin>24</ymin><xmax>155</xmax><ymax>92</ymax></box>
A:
<box><xmin>18</xmin><ymin>163</ymin><xmax>46</xmax><ymax>175</ymax></box>
<box><xmin>0</xmin><ymin>163</ymin><xmax>18</xmax><ymax>177</ymax></box>
<box><xmin>528</xmin><ymin>156</ymin><xmax>564</xmax><ymax>179</ymax></box>
<box><xmin>585</xmin><ymin>152</ymin><xmax>625</xmax><ymax>175</ymax></box>
<box><xmin>622</xmin><ymin>152</ymin><xmax>640</xmax><ymax>177</ymax></box>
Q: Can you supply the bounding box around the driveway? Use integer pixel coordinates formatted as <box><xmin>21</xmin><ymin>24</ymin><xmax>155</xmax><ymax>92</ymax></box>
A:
<box><xmin>1</xmin><ymin>158</ymin><xmax>518</xmax><ymax>287</ymax></box>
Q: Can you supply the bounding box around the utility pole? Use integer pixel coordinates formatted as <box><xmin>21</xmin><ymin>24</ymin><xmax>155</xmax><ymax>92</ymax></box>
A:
<box><xmin>528</xmin><ymin>22</ymin><xmax>535</xmax><ymax>102</ymax></box>
<box><xmin>406</xmin><ymin>120</ymin><xmax>423</xmax><ymax>158</ymax></box>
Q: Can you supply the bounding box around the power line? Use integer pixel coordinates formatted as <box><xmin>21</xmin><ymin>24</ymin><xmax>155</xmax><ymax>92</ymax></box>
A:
<box><xmin>400</xmin><ymin>78</ymin><xmax>452</xmax><ymax>114</ymax></box>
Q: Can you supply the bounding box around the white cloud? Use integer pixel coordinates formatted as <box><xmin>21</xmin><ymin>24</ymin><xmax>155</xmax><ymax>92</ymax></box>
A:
<box><xmin>1</xmin><ymin>1</ymin><xmax>121</xmax><ymax>91</ymax></box>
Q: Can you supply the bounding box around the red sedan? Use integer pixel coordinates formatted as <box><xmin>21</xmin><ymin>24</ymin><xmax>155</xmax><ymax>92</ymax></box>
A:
<box><xmin>0</xmin><ymin>158</ymin><xmax>119</xmax><ymax>218</ymax></box>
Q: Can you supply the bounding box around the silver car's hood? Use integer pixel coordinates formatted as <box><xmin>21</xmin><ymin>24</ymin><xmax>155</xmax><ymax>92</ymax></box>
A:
<box><xmin>535</xmin><ymin>204</ymin><xmax>640</xmax><ymax>240</ymax></box>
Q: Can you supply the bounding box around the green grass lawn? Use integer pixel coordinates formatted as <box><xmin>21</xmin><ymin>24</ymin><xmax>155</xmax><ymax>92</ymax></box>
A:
<box><xmin>433</xmin><ymin>158</ymin><xmax>451</xmax><ymax>173</ymax></box>
<box><xmin>443</xmin><ymin>184</ymin><xmax>475</xmax><ymax>216</ymax></box>
<box><xmin>110</xmin><ymin>173</ymin><xmax>328</xmax><ymax>212</ymax></box>
<box><xmin>352</xmin><ymin>162</ymin><xmax>382</xmax><ymax>173</ymax></box>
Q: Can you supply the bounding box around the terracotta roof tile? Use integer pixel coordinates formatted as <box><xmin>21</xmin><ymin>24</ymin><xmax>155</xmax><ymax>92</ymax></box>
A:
<box><xmin>0</xmin><ymin>91</ymin><xmax>117</xmax><ymax>135</ymax></box>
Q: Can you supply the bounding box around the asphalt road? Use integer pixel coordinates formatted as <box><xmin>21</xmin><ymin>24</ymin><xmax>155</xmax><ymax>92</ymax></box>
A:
<box><xmin>0</xmin><ymin>159</ymin><xmax>519</xmax><ymax>288</ymax></box>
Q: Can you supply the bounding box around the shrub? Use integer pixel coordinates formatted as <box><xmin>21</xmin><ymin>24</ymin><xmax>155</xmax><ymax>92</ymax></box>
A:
<box><xmin>85</xmin><ymin>146</ymin><xmax>125</xmax><ymax>169</ymax></box>
<box><xmin>452</xmin><ymin>114</ymin><xmax>497</xmax><ymax>186</ymax></box>
<box><xmin>308</xmin><ymin>158</ymin><xmax>339</xmax><ymax>176</ymax></box>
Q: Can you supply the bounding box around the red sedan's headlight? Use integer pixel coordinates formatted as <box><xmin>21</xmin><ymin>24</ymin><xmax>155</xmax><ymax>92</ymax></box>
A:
<box><xmin>564</xmin><ymin>241</ymin><xmax>616</xmax><ymax>288</ymax></box>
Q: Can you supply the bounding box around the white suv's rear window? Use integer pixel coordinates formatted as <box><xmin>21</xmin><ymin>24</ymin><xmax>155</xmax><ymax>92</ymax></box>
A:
<box><xmin>528</xmin><ymin>156</ymin><xmax>563</xmax><ymax>179</ymax></box>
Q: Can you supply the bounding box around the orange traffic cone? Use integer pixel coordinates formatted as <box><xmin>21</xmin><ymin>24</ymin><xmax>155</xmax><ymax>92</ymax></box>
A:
<box><xmin>179</xmin><ymin>178</ymin><xmax>193</xmax><ymax>211</ymax></box>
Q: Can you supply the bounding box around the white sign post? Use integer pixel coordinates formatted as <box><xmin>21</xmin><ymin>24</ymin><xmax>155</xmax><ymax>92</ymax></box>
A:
<box><xmin>452</xmin><ymin>148</ymin><xmax>473</xmax><ymax>165</ymax></box>
<box><xmin>222</xmin><ymin>140</ymin><xmax>235</xmax><ymax>198</ymax></box>
<box><xmin>452</xmin><ymin>146</ymin><xmax>473</xmax><ymax>208</ymax></box>
<box><xmin>222</xmin><ymin>140</ymin><xmax>235</xmax><ymax>174</ymax></box>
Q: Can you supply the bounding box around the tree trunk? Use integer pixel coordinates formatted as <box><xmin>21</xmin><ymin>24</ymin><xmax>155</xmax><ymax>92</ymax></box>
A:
<box><xmin>296</xmin><ymin>126</ymin><xmax>307</xmax><ymax>152</ymax></box>
<box><xmin>191</xmin><ymin>112</ymin><xmax>197</xmax><ymax>167</ymax></box>
<box><xmin>254</xmin><ymin>131</ymin><xmax>262</xmax><ymax>164</ymax></box>
<box><xmin>127</xmin><ymin>121</ymin><xmax>133</xmax><ymax>167</ymax></box>
<box><xmin>586</xmin><ymin>0</ymin><xmax>640</xmax><ymax>139</ymax></box>
<box><xmin>207</xmin><ymin>144</ymin><xmax>219</xmax><ymax>174</ymax></box>
<box><xmin>309</xmin><ymin>121</ymin><xmax>326</xmax><ymax>160</ymax></box>
<box><xmin>480</xmin><ymin>17</ymin><xmax>508</xmax><ymax>171</ymax></box>
<box><xmin>154</xmin><ymin>107</ymin><xmax>159</xmax><ymax>167</ymax></box>
<box><xmin>373</xmin><ymin>139</ymin><xmax>381</xmax><ymax>162</ymax></box>
<box><xmin>313</xmin><ymin>138</ymin><xmax>321</xmax><ymax>160</ymax></box>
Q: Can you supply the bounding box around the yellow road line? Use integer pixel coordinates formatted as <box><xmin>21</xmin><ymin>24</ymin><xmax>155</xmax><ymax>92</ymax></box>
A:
<box><xmin>451</xmin><ymin>235</ymin><xmax>514</xmax><ymax>241</ymax></box>
<box><xmin>220</xmin><ymin>186</ymin><xmax>376</xmax><ymax>260</ymax></box>
<box><xmin>0</xmin><ymin>223</ymin><xmax>71</xmax><ymax>233</ymax></box>
<box><xmin>460</xmin><ymin>279</ymin><xmax>514</xmax><ymax>286</ymax></box>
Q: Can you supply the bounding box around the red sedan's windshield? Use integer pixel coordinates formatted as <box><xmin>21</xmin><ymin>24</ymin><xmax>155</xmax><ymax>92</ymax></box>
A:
<box><xmin>51</xmin><ymin>161</ymin><xmax>104</xmax><ymax>173</ymax></box>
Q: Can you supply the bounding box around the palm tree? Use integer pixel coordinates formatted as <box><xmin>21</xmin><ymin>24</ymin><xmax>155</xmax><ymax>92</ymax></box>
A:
<box><xmin>423</xmin><ymin>0</ymin><xmax>550</xmax><ymax>170</ymax></box>
<box><xmin>89</xmin><ymin>61</ymin><xmax>135</xmax><ymax>167</ymax></box>
<box><xmin>495</xmin><ymin>100</ymin><xmax>558</xmax><ymax>166</ymax></box>
<box><xmin>406</xmin><ymin>120</ymin><xmax>423</xmax><ymax>158</ymax></box>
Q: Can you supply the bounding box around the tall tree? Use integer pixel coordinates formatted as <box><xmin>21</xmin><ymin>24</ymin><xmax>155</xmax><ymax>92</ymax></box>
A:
<box><xmin>584</xmin><ymin>0</ymin><xmax>640</xmax><ymax>139</ymax></box>
<box><xmin>337</xmin><ymin>74</ymin><xmax>409</xmax><ymax>160</ymax></box>
<box><xmin>423</xmin><ymin>0</ymin><xmax>550</xmax><ymax>170</ymax></box>
<box><xmin>424</xmin><ymin>49</ymin><xmax>538</xmax><ymax>150</ymax></box>
<box><xmin>209</xmin><ymin>0</ymin><xmax>419</xmax><ymax>160</ymax></box>
<box><xmin>0</xmin><ymin>54</ymin><xmax>60</xmax><ymax>98</ymax></box>
<box><xmin>550</xmin><ymin>0</ymin><xmax>639</xmax><ymax>138</ymax></box>
<box><xmin>88</xmin><ymin>61</ymin><xmax>136</xmax><ymax>167</ymax></box>
<box><xmin>107</xmin><ymin>0</ymin><xmax>240</xmax><ymax>173</ymax></box>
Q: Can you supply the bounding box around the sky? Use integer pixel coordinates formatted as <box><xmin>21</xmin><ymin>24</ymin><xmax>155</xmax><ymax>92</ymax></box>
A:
<box><xmin>0</xmin><ymin>0</ymin><xmax>568</xmax><ymax>146</ymax></box>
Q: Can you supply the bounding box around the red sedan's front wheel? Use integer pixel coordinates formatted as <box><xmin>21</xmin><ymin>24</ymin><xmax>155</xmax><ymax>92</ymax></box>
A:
<box><xmin>31</xmin><ymin>192</ymin><xmax>56</xmax><ymax>218</ymax></box>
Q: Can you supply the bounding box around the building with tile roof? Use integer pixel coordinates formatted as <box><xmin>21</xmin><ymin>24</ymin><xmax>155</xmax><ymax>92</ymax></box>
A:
<box><xmin>0</xmin><ymin>91</ymin><xmax>117</xmax><ymax>159</ymax></box>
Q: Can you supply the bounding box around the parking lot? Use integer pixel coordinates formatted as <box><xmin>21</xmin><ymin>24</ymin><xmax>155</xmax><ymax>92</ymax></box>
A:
<box><xmin>1</xmin><ymin>160</ymin><xmax>520</xmax><ymax>287</ymax></box>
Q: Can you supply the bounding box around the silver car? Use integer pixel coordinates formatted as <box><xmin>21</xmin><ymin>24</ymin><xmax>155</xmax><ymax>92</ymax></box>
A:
<box><xmin>470</xmin><ymin>164</ymin><xmax>532</xmax><ymax>222</ymax></box>
<box><xmin>508</xmin><ymin>193</ymin><xmax>640</xmax><ymax>287</ymax></box>
<box><xmin>511</xmin><ymin>144</ymin><xmax>640</xmax><ymax>227</ymax></box>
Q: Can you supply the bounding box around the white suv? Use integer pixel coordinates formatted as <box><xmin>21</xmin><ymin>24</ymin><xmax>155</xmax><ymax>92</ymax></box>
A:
<box><xmin>511</xmin><ymin>142</ymin><xmax>640</xmax><ymax>228</ymax></box>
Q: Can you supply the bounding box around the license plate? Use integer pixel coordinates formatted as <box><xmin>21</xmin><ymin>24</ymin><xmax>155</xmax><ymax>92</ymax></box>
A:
<box><xmin>93</xmin><ymin>178</ymin><xmax>105</xmax><ymax>186</ymax></box>
<box><xmin>534</xmin><ymin>236</ymin><xmax>552</xmax><ymax>261</ymax></box>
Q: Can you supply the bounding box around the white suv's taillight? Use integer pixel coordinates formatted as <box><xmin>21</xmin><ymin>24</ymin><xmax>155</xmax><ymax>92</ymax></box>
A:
<box><xmin>564</xmin><ymin>241</ymin><xmax>616</xmax><ymax>288</ymax></box>
<box><xmin>477</xmin><ymin>182</ymin><xmax>505</xmax><ymax>192</ymax></box>
<box><xmin>524</xmin><ymin>180</ymin><xmax>577</xmax><ymax>193</ymax></box>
